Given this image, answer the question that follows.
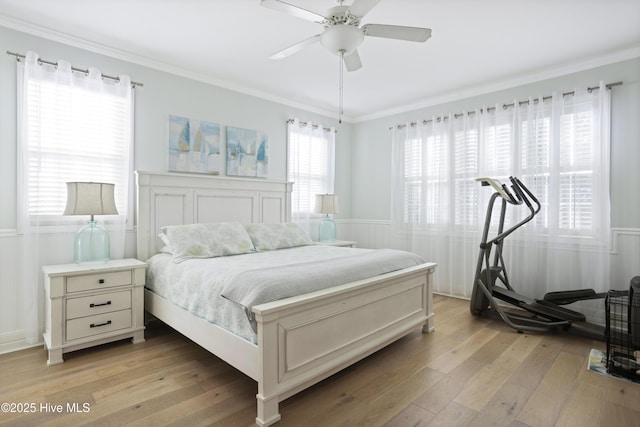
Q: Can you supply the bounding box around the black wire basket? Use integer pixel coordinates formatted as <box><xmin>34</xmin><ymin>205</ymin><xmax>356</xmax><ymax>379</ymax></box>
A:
<box><xmin>605</xmin><ymin>278</ymin><xmax>640</xmax><ymax>381</ymax></box>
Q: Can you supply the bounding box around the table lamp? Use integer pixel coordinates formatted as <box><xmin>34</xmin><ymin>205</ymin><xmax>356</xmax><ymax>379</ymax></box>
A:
<box><xmin>315</xmin><ymin>194</ymin><xmax>340</xmax><ymax>242</ymax></box>
<box><xmin>64</xmin><ymin>182</ymin><xmax>118</xmax><ymax>264</ymax></box>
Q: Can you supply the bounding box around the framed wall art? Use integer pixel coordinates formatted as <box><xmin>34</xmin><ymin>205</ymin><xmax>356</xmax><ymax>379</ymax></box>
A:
<box><xmin>168</xmin><ymin>115</ymin><xmax>221</xmax><ymax>175</ymax></box>
<box><xmin>226</xmin><ymin>126</ymin><xmax>268</xmax><ymax>178</ymax></box>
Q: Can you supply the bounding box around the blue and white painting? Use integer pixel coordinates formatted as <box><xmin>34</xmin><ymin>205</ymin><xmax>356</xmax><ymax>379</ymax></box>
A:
<box><xmin>226</xmin><ymin>126</ymin><xmax>268</xmax><ymax>178</ymax></box>
<box><xmin>168</xmin><ymin>115</ymin><xmax>221</xmax><ymax>175</ymax></box>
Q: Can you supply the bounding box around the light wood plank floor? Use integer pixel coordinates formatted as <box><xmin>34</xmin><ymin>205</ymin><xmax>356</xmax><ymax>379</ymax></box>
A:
<box><xmin>2</xmin><ymin>295</ymin><xmax>639</xmax><ymax>427</ymax></box>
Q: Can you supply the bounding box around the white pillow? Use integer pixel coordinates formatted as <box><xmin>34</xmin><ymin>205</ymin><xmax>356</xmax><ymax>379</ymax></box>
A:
<box><xmin>159</xmin><ymin>221</ymin><xmax>255</xmax><ymax>263</ymax></box>
<box><xmin>244</xmin><ymin>223</ymin><xmax>313</xmax><ymax>251</ymax></box>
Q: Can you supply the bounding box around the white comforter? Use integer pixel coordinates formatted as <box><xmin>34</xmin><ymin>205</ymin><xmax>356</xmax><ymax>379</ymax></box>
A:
<box><xmin>146</xmin><ymin>245</ymin><xmax>425</xmax><ymax>343</ymax></box>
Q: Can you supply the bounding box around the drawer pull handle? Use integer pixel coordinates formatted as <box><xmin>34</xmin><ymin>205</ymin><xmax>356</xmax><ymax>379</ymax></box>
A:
<box><xmin>90</xmin><ymin>301</ymin><xmax>112</xmax><ymax>308</ymax></box>
<box><xmin>98</xmin><ymin>279</ymin><xmax>105</xmax><ymax>284</ymax></box>
<box><xmin>90</xmin><ymin>320</ymin><xmax>112</xmax><ymax>328</ymax></box>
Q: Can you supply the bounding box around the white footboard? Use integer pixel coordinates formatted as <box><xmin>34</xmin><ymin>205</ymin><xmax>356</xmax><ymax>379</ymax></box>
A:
<box><xmin>252</xmin><ymin>262</ymin><xmax>435</xmax><ymax>426</ymax></box>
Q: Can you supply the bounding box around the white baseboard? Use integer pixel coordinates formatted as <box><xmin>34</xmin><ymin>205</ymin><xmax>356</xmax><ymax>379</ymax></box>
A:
<box><xmin>0</xmin><ymin>330</ymin><xmax>43</xmax><ymax>355</ymax></box>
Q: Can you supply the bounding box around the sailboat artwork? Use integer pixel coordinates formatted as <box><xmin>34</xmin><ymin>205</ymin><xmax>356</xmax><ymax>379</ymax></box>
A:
<box><xmin>226</xmin><ymin>126</ymin><xmax>268</xmax><ymax>178</ymax></box>
<box><xmin>168</xmin><ymin>115</ymin><xmax>221</xmax><ymax>175</ymax></box>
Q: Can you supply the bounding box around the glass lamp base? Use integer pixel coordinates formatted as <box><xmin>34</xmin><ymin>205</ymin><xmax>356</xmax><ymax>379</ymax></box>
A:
<box><xmin>318</xmin><ymin>215</ymin><xmax>336</xmax><ymax>242</ymax></box>
<box><xmin>74</xmin><ymin>220</ymin><xmax>110</xmax><ymax>264</ymax></box>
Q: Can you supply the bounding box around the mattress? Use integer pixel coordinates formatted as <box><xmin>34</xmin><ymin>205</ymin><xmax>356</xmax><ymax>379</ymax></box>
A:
<box><xmin>146</xmin><ymin>245</ymin><xmax>425</xmax><ymax>343</ymax></box>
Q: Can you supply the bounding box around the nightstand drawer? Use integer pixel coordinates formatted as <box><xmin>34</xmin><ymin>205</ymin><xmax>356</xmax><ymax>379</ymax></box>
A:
<box><xmin>66</xmin><ymin>309</ymin><xmax>132</xmax><ymax>341</ymax></box>
<box><xmin>66</xmin><ymin>290</ymin><xmax>132</xmax><ymax>320</ymax></box>
<box><xmin>66</xmin><ymin>270</ymin><xmax>131</xmax><ymax>293</ymax></box>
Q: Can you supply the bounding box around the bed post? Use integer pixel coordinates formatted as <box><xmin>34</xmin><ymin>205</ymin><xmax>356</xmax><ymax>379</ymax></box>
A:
<box><xmin>135</xmin><ymin>171</ymin><xmax>150</xmax><ymax>261</ymax></box>
<box><xmin>422</xmin><ymin>268</ymin><xmax>436</xmax><ymax>333</ymax></box>
<box><xmin>255</xmin><ymin>394</ymin><xmax>280</xmax><ymax>427</ymax></box>
<box><xmin>255</xmin><ymin>314</ymin><xmax>281</xmax><ymax>427</ymax></box>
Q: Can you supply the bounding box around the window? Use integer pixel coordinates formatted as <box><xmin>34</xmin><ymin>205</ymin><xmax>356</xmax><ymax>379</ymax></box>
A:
<box><xmin>18</xmin><ymin>52</ymin><xmax>133</xmax><ymax>229</ymax></box>
<box><xmin>453</xmin><ymin>125</ymin><xmax>478</xmax><ymax>227</ymax></box>
<box><xmin>393</xmin><ymin>85</ymin><xmax>610</xmax><ymax>242</ymax></box>
<box><xmin>287</xmin><ymin>120</ymin><xmax>335</xmax><ymax>220</ymax></box>
<box><xmin>519</xmin><ymin>100</ymin><xmax>602</xmax><ymax>236</ymax></box>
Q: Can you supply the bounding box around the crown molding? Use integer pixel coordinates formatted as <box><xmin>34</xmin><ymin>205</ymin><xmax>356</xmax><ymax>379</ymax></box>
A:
<box><xmin>355</xmin><ymin>45</ymin><xmax>640</xmax><ymax>123</ymax></box>
<box><xmin>0</xmin><ymin>14</ymin><xmax>351</xmax><ymax>124</ymax></box>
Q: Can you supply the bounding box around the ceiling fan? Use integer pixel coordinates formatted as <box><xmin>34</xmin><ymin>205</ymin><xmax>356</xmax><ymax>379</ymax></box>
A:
<box><xmin>261</xmin><ymin>0</ymin><xmax>432</xmax><ymax>72</ymax></box>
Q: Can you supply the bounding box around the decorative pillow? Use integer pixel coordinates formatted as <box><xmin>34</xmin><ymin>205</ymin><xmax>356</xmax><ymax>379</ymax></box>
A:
<box><xmin>159</xmin><ymin>221</ymin><xmax>255</xmax><ymax>263</ymax></box>
<box><xmin>158</xmin><ymin>232</ymin><xmax>172</xmax><ymax>250</ymax></box>
<box><xmin>158</xmin><ymin>245</ymin><xmax>173</xmax><ymax>254</ymax></box>
<box><xmin>244</xmin><ymin>222</ymin><xmax>313</xmax><ymax>251</ymax></box>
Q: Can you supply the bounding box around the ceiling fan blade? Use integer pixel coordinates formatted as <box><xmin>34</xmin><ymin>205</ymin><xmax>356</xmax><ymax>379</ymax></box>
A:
<box><xmin>269</xmin><ymin>34</ymin><xmax>321</xmax><ymax>59</ymax></box>
<box><xmin>343</xmin><ymin>50</ymin><xmax>363</xmax><ymax>72</ymax></box>
<box><xmin>260</xmin><ymin>0</ymin><xmax>326</xmax><ymax>24</ymax></box>
<box><xmin>362</xmin><ymin>24</ymin><xmax>432</xmax><ymax>42</ymax></box>
<box><xmin>348</xmin><ymin>0</ymin><xmax>382</xmax><ymax>18</ymax></box>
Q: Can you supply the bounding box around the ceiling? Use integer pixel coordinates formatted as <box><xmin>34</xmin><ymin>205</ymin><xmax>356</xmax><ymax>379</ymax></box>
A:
<box><xmin>1</xmin><ymin>0</ymin><xmax>639</xmax><ymax>122</ymax></box>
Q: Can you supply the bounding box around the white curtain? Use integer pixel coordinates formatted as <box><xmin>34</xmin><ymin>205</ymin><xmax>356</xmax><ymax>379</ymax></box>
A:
<box><xmin>391</xmin><ymin>83</ymin><xmax>611</xmax><ymax>321</ymax></box>
<box><xmin>17</xmin><ymin>51</ymin><xmax>133</xmax><ymax>344</ymax></box>
<box><xmin>17</xmin><ymin>53</ymin><xmax>39</xmax><ymax>344</ymax></box>
<box><xmin>287</xmin><ymin>119</ymin><xmax>336</xmax><ymax>238</ymax></box>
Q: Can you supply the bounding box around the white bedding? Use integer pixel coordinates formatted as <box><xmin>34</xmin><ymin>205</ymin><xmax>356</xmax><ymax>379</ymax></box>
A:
<box><xmin>146</xmin><ymin>245</ymin><xmax>425</xmax><ymax>343</ymax></box>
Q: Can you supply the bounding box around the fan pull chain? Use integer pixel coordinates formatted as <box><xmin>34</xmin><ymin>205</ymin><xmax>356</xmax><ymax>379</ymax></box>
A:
<box><xmin>338</xmin><ymin>50</ymin><xmax>344</xmax><ymax>124</ymax></box>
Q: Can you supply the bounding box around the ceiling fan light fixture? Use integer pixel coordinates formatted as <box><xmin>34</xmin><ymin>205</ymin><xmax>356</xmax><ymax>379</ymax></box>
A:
<box><xmin>320</xmin><ymin>25</ymin><xmax>364</xmax><ymax>56</ymax></box>
<box><xmin>262</xmin><ymin>0</ymin><xmax>432</xmax><ymax>123</ymax></box>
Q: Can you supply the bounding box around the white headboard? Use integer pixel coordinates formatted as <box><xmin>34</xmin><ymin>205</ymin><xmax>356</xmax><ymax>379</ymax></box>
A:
<box><xmin>135</xmin><ymin>171</ymin><xmax>292</xmax><ymax>260</ymax></box>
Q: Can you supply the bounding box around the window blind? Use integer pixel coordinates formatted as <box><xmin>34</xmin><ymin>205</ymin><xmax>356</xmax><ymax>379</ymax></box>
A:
<box><xmin>19</xmin><ymin>54</ymin><xmax>133</xmax><ymax>227</ymax></box>
<box><xmin>287</xmin><ymin>122</ymin><xmax>335</xmax><ymax>217</ymax></box>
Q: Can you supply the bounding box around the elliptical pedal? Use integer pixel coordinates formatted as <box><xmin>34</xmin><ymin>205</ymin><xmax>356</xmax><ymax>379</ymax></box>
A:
<box><xmin>543</xmin><ymin>289</ymin><xmax>606</xmax><ymax>305</ymax></box>
<box><xmin>527</xmin><ymin>299</ymin><xmax>586</xmax><ymax>322</ymax></box>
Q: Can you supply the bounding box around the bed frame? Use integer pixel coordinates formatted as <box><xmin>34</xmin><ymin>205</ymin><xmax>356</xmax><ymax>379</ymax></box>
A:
<box><xmin>136</xmin><ymin>171</ymin><xmax>436</xmax><ymax>426</ymax></box>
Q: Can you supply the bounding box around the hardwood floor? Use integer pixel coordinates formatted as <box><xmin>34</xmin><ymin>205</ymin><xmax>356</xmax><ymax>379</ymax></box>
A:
<box><xmin>2</xmin><ymin>295</ymin><xmax>639</xmax><ymax>426</ymax></box>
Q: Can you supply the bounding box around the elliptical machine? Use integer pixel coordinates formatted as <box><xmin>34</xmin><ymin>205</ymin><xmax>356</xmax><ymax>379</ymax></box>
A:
<box><xmin>469</xmin><ymin>176</ymin><xmax>605</xmax><ymax>338</ymax></box>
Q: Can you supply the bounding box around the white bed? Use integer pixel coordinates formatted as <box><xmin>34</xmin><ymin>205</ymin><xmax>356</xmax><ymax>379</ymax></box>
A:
<box><xmin>136</xmin><ymin>171</ymin><xmax>436</xmax><ymax>426</ymax></box>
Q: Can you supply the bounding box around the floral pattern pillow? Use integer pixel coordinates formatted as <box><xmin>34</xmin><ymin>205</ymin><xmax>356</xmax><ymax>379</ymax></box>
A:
<box><xmin>244</xmin><ymin>222</ymin><xmax>313</xmax><ymax>251</ymax></box>
<box><xmin>160</xmin><ymin>221</ymin><xmax>255</xmax><ymax>263</ymax></box>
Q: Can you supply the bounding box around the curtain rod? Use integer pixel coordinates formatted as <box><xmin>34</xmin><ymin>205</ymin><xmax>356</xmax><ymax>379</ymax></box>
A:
<box><xmin>287</xmin><ymin>118</ymin><xmax>336</xmax><ymax>133</ymax></box>
<box><xmin>389</xmin><ymin>81</ymin><xmax>622</xmax><ymax>130</ymax></box>
<box><xmin>6</xmin><ymin>50</ymin><xmax>144</xmax><ymax>88</ymax></box>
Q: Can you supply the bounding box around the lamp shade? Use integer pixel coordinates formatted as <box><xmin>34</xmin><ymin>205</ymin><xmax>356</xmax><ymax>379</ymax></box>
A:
<box><xmin>64</xmin><ymin>182</ymin><xmax>118</xmax><ymax>216</ymax></box>
<box><xmin>315</xmin><ymin>194</ymin><xmax>340</xmax><ymax>215</ymax></box>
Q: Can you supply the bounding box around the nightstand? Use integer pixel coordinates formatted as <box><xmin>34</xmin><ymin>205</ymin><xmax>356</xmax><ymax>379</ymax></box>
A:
<box><xmin>316</xmin><ymin>240</ymin><xmax>357</xmax><ymax>248</ymax></box>
<box><xmin>42</xmin><ymin>258</ymin><xmax>146</xmax><ymax>365</ymax></box>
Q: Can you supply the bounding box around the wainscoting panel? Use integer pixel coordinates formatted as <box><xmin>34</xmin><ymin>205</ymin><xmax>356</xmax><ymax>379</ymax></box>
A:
<box><xmin>611</xmin><ymin>228</ymin><xmax>640</xmax><ymax>290</ymax></box>
<box><xmin>337</xmin><ymin>220</ymin><xmax>391</xmax><ymax>249</ymax></box>
<box><xmin>0</xmin><ymin>233</ymin><xmax>20</xmax><ymax>353</ymax></box>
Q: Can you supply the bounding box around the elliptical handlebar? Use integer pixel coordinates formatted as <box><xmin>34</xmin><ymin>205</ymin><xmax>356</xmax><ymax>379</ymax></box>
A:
<box><xmin>476</xmin><ymin>177</ymin><xmax>519</xmax><ymax>204</ymax></box>
<box><xmin>479</xmin><ymin>176</ymin><xmax>540</xmax><ymax>246</ymax></box>
<box><xmin>476</xmin><ymin>177</ymin><xmax>542</xmax><ymax>214</ymax></box>
<box><xmin>509</xmin><ymin>176</ymin><xmax>541</xmax><ymax>215</ymax></box>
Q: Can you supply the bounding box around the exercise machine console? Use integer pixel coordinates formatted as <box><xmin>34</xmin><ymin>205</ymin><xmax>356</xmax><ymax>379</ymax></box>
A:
<box><xmin>469</xmin><ymin>176</ymin><xmax>605</xmax><ymax>337</ymax></box>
